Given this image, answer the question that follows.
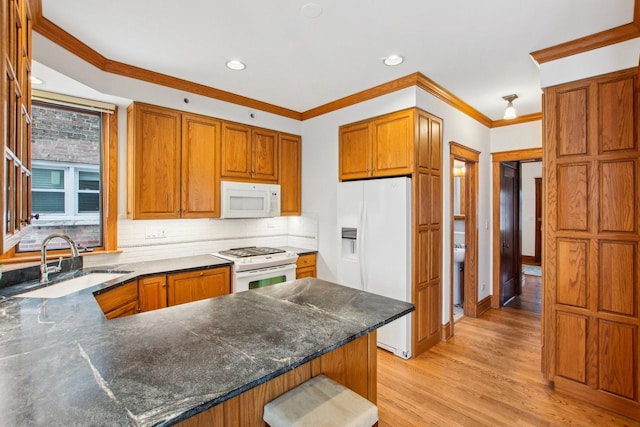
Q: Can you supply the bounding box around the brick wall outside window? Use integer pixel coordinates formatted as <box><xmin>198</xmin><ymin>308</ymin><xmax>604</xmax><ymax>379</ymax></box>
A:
<box><xmin>19</xmin><ymin>102</ymin><xmax>102</xmax><ymax>252</ymax></box>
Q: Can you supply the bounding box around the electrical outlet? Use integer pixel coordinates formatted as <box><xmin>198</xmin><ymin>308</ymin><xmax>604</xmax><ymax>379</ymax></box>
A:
<box><xmin>145</xmin><ymin>227</ymin><xmax>166</xmax><ymax>239</ymax></box>
<box><xmin>481</xmin><ymin>283</ymin><xmax>487</xmax><ymax>291</ymax></box>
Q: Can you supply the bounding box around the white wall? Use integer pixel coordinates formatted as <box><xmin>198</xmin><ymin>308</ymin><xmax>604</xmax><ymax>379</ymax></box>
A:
<box><xmin>490</xmin><ymin>121</ymin><xmax>542</xmax><ymax>153</ymax></box>
<box><xmin>521</xmin><ymin>162</ymin><xmax>542</xmax><ymax>257</ymax></box>
<box><xmin>539</xmin><ymin>37</ymin><xmax>640</xmax><ymax>89</ymax></box>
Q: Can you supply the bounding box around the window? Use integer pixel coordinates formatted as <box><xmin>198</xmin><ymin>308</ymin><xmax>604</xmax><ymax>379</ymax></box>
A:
<box><xmin>31</xmin><ymin>161</ymin><xmax>101</xmax><ymax>218</ymax></box>
<box><xmin>13</xmin><ymin>100</ymin><xmax>113</xmax><ymax>254</ymax></box>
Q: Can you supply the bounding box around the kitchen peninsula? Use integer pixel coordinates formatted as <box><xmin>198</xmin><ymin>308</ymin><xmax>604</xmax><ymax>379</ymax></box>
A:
<box><xmin>0</xmin><ymin>256</ymin><xmax>413</xmax><ymax>426</ymax></box>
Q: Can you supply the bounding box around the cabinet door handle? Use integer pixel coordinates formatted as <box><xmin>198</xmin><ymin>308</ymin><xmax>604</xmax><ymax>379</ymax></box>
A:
<box><xmin>162</xmin><ymin>282</ymin><xmax>167</xmax><ymax>288</ymax></box>
<box><xmin>199</xmin><ymin>272</ymin><xmax>204</xmax><ymax>276</ymax></box>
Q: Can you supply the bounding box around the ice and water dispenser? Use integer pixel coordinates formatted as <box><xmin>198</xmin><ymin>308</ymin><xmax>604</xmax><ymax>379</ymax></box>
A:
<box><xmin>341</xmin><ymin>227</ymin><xmax>358</xmax><ymax>260</ymax></box>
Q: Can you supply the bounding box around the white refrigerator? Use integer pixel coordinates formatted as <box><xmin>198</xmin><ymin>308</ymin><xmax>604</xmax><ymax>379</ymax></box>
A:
<box><xmin>337</xmin><ymin>176</ymin><xmax>412</xmax><ymax>359</ymax></box>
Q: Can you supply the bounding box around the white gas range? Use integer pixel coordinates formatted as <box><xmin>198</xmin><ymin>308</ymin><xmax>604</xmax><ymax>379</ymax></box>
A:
<box><xmin>213</xmin><ymin>247</ymin><xmax>298</xmax><ymax>292</ymax></box>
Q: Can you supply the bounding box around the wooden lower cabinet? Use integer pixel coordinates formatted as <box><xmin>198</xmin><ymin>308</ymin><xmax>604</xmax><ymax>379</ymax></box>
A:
<box><xmin>139</xmin><ymin>267</ymin><xmax>231</xmax><ymax>312</ymax></box>
<box><xmin>177</xmin><ymin>331</ymin><xmax>377</xmax><ymax>426</ymax></box>
<box><xmin>95</xmin><ymin>281</ymin><xmax>139</xmax><ymax>319</ymax></box>
<box><xmin>168</xmin><ymin>268</ymin><xmax>231</xmax><ymax>306</ymax></box>
<box><xmin>138</xmin><ymin>275</ymin><xmax>168</xmax><ymax>313</ymax></box>
<box><xmin>295</xmin><ymin>253</ymin><xmax>316</xmax><ymax>279</ymax></box>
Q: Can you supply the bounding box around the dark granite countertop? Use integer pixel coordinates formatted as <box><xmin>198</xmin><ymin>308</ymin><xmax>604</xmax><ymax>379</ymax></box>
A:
<box><xmin>0</xmin><ymin>255</ymin><xmax>414</xmax><ymax>426</ymax></box>
<box><xmin>0</xmin><ymin>254</ymin><xmax>233</xmax><ymax>298</ymax></box>
<box><xmin>278</xmin><ymin>246</ymin><xmax>318</xmax><ymax>256</ymax></box>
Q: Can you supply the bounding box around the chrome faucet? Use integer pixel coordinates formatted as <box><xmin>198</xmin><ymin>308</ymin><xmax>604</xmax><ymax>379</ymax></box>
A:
<box><xmin>40</xmin><ymin>233</ymin><xmax>80</xmax><ymax>283</ymax></box>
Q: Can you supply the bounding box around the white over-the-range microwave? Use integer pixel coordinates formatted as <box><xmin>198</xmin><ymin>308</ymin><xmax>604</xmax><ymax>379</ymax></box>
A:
<box><xmin>220</xmin><ymin>181</ymin><xmax>281</xmax><ymax>219</ymax></box>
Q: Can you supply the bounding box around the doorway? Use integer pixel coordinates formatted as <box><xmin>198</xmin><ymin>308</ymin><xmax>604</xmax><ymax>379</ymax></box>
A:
<box><xmin>448</xmin><ymin>142</ymin><xmax>480</xmax><ymax>338</ymax></box>
<box><xmin>491</xmin><ymin>148</ymin><xmax>543</xmax><ymax>309</ymax></box>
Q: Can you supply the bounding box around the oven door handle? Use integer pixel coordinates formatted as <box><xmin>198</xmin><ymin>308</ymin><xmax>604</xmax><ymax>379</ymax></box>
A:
<box><xmin>235</xmin><ymin>264</ymin><xmax>295</xmax><ymax>278</ymax></box>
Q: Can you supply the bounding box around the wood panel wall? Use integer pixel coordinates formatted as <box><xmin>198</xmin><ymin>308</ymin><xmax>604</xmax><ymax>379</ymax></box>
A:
<box><xmin>543</xmin><ymin>67</ymin><xmax>639</xmax><ymax>420</ymax></box>
<box><xmin>413</xmin><ymin>110</ymin><xmax>443</xmax><ymax>355</ymax></box>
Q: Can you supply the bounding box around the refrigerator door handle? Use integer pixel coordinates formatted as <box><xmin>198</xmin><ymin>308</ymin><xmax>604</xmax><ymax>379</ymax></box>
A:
<box><xmin>358</xmin><ymin>201</ymin><xmax>367</xmax><ymax>290</ymax></box>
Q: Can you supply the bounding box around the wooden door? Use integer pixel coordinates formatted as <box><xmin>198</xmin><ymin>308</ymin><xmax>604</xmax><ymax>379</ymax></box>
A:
<box><xmin>251</xmin><ymin>128</ymin><xmax>278</xmax><ymax>182</ymax></box>
<box><xmin>220</xmin><ymin>122</ymin><xmax>252</xmax><ymax>179</ymax></box>
<box><xmin>543</xmin><ymin>68</ymin><xmax>639</xmax><ymax>419</ymax></box>
<box><xmin>138</xmin><ymin>275</ymin><xmax>167</xmax><ymax>312</ymax></box>
<box><xmin>279</xmin><ymin>133</ymin><xmax>301</xmax><ymax>215</ymax></box>
<box><xmin>339</xmin><ymin>121</ymin><xmax>370</xmax><ymax>180</ymax></box>
<box><xmin>500</xmin><ymin>162</ymin><xmax>520</xmax><ymax>305</ymax></box>
<box><xmin>181</xmin><ymin>113</ymin><xmax>220</xmax><ymax>218</ymax></box>
<box><xmin>128</xmin><ymin>103</ymin><xmax>181</xmax><ymax>219</ymax></box>
<box><xmin>167</xmin><ymin>267</ymin><xmax>230</xmax><ymax>307</ymax></box>
<box><xmin>534</xmin><ymin>177</ymin><xmax>542</xmax><ymax>264</ymax></box>
<box><xmin>371</xmin><ymin>110</ymin><xmax>414</xmax><ymax>177</ymax></box>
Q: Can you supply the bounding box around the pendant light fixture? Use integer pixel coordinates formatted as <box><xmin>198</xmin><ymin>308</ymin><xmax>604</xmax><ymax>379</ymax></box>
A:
<box><xmin>502</xmin><ymin>94</ymin><xmax>518</xmax><ymax>119</ymax></box>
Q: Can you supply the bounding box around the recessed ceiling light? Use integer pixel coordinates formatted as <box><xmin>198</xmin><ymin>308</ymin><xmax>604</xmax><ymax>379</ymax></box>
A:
<box><xmin>30</xmin><ymin>76</ymin><xmax>44</xmax><ymax>85</ymax></box>
<box><xmin>383</xmin><ymin>55</ymin><xmax>404</xmax><ymax>66</ymax></box>
<box><xmin>301</xmin><ymin>3</ymin><xmax>323</xmax><ymax>18</ymax></box>
<box><xmin>226</xmin><ymin>60</ymin><xmax>246</xmax><ymax>71</ymax></box>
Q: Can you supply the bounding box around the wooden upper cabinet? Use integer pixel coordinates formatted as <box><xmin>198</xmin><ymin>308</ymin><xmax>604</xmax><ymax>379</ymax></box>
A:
<box><xmin>127</xmin><ymin>103</ymin><xmax>221</xmax><ymax>219</ymax></box>
<box><xmin>371</xmin><ymin>110</ymin><xmax>414</xmax><ymax>177</ymax></box>
<box><xmin>220</xmin><ymin>122</ymin><xmax>252</xmax><ymax>179</ymax></box>
<box><xmin>181</xmin><ymin>113</ymin><xmax>220</xmax><ymax>218</ymax></box>
<box><xmin>167</xmin><ymin>267</ymin><xmax>230</xmax><ymax>307</ymax></box>
<box><xmin>1</xmin><ymin>0</ymin><xmax>33</xmax><ymax>253</ymax></box>
<box><xmin>221</xmin><ymin>122</ymin><xmax>278</xmax><ymax>183</ymax></box>
<box><xmin>127</xmin><ymin>103</ymin><xmax>182</xmax><ymax>219</ymax></box>
<box><xmin>339</xmin><ymin>122</ymin><xmax>370</xmax><ymax>180</ymax></box>
<box><xmin>339</xmin><ymin>109</ymin><xmax>414</xmax><ymax>181</ymax></box>
<box><xmin>252</xmin><ymin>128</ymin><xmax>278</xmax><ymax>182</ymax></box>
<box><xmin>279</xmin><ymin>133</ymin><xmax>301</xmax><ymax>216</ymax></box>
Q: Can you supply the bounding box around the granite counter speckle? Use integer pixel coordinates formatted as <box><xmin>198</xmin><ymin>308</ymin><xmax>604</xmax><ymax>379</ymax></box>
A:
<box><xmin>0</xmin><ymin>256</ymin><xmax>413</xmax><ymax>426</ymax></box>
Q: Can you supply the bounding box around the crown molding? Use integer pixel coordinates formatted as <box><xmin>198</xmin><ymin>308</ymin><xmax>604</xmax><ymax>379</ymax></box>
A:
<box><xmin>491</xmin><ymin>112</ymin><xmax>543</xmax><ymax>128</ymax></box>
<box><xmin>530</xmin><ymin>0</ymin><xmax>640</xmax><ymax>64</ymax></box>
<box><xmin>415</xmin><ymin>74</ymin><xmax>493</xmax><ymax>127</ymax></box>
<box><xmin>30</xmin><ymin>4</ymin><xmax>302</xmax><ymax>120</ymax></box>
<box><xmin>300</xmin><ymin>73</ymin><xmax>420</xmax><ymax>120</ymax></box>
<box><xmin>29</xmin><ymin>0</ymin><xmax>543</xmax><ymax>127</ymax></box>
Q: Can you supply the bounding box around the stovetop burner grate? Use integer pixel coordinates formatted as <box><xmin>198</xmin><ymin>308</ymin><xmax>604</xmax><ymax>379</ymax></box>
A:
<box><xmin>217</xmin><ymin>246</ymin><xmax>285</xmax><ymax>258</ymax></box>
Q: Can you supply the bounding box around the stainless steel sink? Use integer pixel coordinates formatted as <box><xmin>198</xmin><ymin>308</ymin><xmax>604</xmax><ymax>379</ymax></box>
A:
<box><xmin>15</xmin><ymin>273</ymin><xmax>125</xmax><ymax>299</ymax></box>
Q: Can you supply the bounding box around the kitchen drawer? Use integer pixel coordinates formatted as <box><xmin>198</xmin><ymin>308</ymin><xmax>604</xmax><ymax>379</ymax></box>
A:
<box><xmin>296</xmin><ymin>253</ymin><xmax>316</xmax><ymax>269</ymax></box>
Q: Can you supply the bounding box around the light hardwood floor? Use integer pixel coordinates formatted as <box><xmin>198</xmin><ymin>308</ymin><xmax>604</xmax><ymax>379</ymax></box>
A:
<box><xmin>377</xmin><ymin>285</ymin><xmax>639</xmax><ymax>426</ymax></box>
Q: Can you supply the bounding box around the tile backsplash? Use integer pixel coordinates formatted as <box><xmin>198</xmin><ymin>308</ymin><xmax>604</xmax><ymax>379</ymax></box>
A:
<box><xmin>83</xmin><ymin>214</ymin><xmax>318</xmax><ymax>267</ymax></box>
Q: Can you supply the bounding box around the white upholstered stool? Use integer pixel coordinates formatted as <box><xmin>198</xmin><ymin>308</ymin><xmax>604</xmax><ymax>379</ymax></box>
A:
<box><xmin>263</xmin><ymin>374</ymin><xmax>378</xmax><ymax>427</ymax></box>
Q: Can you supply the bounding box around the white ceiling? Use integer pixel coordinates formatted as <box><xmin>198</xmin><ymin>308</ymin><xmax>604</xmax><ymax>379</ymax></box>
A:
<box><xmin>38</xmin><ymin>0</ymin><xmax>634</xmax><ymax>120</ymax></box>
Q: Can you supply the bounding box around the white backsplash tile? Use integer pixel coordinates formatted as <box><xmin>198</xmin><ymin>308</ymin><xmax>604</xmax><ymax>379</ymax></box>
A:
<box><xmin>84</xmin><ymin>214</ymin><xmax>318</xmax><ymax>268</ymax></box>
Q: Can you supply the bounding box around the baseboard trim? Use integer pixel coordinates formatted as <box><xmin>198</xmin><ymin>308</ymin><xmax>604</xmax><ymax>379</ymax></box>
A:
<box><xmin>441</xmin><ymin>321</ymin><xmax>452</xmax><ymax>342</ymax></box>
<box><xmin>477</xmin><ymin>296</ymin><xmax>492</xmax><ymax>316</ymax></box>
<box><xmin>522</xmin><ymin>255</ymin><xmax>540</xmax><ymax>266</ymax></box>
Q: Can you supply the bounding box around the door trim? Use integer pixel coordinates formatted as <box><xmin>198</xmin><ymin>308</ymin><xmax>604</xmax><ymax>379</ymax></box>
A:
<box><xmin>449</xmin><ymin>142</ymin><xmax>480</xmax><ymax>338</ymax></box>
<box><xmin>534</xmin><ymin>177</ymin><xmax>542</xmax><ymax>264</ymax></box>
<box><xmin>491</xmin><ymin>148</ymin><xmax>542</xmax><ymax>309</ymax></box>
